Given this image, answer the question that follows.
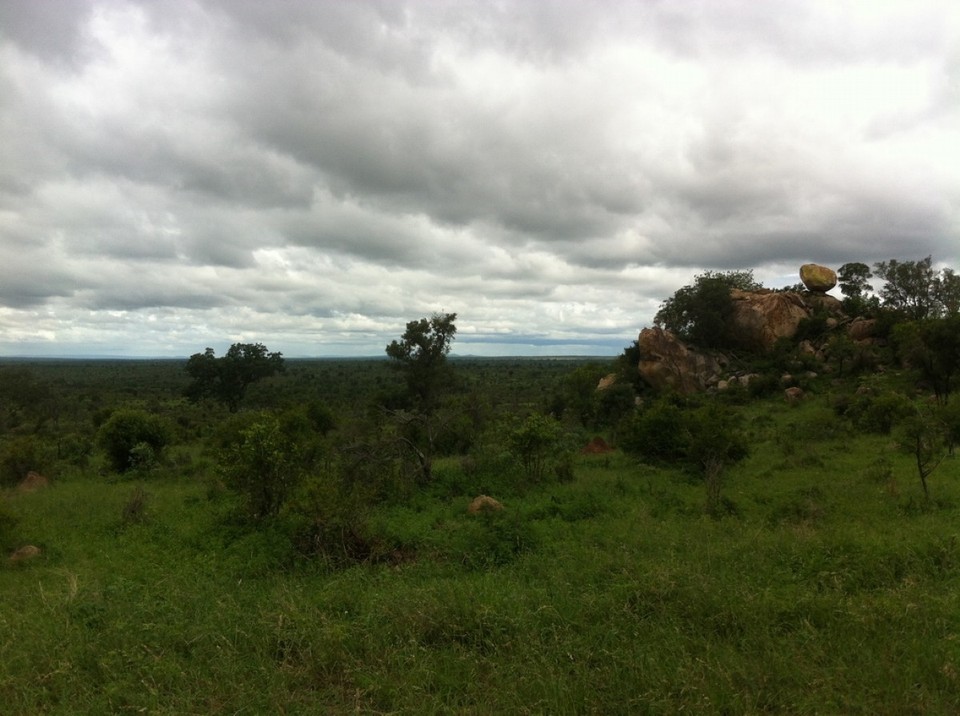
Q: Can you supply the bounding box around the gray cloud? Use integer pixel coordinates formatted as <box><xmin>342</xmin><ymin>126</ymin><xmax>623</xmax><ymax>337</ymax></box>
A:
<box><xmin>0</xmin><ymin>0</ymin><xmax>957</xmax><ymax>356</ymax></box>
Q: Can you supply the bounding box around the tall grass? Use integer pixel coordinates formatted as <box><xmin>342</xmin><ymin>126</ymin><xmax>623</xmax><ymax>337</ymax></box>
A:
<box><xmin>2</xmin><ymin>394</ymin><xmax>959</xmax><ymax>713</ymax></box>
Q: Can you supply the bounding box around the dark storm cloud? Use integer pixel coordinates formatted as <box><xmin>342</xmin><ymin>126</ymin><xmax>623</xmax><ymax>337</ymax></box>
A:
<box><xmin>0</xmin><ymin>0</ymin><xmax>956</xmax><ymax>356</ymax></box>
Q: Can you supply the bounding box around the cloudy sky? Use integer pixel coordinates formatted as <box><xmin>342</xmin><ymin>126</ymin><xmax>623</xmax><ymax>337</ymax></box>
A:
<box><xmin>0</xmin><ymin>0</ymin><xmax>957</xmax><ymax>357</ymax></box>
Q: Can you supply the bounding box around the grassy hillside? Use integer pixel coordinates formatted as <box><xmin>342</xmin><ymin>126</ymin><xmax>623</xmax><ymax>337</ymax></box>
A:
<box><xmin>3</xmin><ymin>366</ymin><xmax>959</xmax><ymax>714</ymax></box>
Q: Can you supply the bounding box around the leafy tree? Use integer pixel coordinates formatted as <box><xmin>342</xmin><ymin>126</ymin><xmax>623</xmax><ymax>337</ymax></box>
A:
<box><xmin>509</xmin><ymin>413</ymin><xmax>566</xmax><ymax>483</ymax></box>
<box><xmin>654</xmin><ymin>270</ymin><xmax>761</xmax><ymax>350</ymax></box>
<box><xmin>97</xmin><ymin>409</ymin><xmax>171</xmax><ymax>472</ymax></box>
<box><xmin>935</xmin><ymin>268</ymin><xmax>960</xmax><ymax>316</ymax></box>
<box><xmin>893</xmin><ymin>316</ymin><xmax>960</xmax><ymax>405</ymax></box>
<box><xmin>897</xmin><ymin>407</ymin><xmax>946</xmax><ymax>501</ymax></box>
<box><xmin>185</xmin><ymin>343</ymin><xmax>285</xmax><ymax>412</ymax></box>
<box><xmin>838</xmin><ymin>262</ymin><xmax>879</xmax><ymax>316</ymax></box>
<box><xmin>218</xmin><ymin>415</ymin><xmax>304</xmax><ymax>519</ymax></box>
<box><xmin>874</xmin><ymin>256</ymin><xmax>939</xmax><ymax>320</ymax></box>
<box><xmin>385</xmin><ymin>313</ymin><xmax>457</xmax><ymax>413</ymax></box>
<box><xmin>838</xmin><ymin>262</ymin><xmax>873</xmax><ymax>299</ymax></box>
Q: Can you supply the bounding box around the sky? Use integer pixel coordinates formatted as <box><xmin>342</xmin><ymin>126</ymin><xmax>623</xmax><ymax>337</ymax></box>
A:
<box><xmin>0</xmin><ymin>0</ymin><xmax>957</xmax><ymax>358</ymax></box>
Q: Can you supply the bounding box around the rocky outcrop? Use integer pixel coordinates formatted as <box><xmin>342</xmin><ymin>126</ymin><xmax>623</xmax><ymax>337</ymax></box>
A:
<box><xmin>730</xmin><ymin>289</ymin><xmax>810</xmax><ymax>351</ymax></box>
<box><xmin>800</xmin><ymin>263</ymin><xmax>837</xmax><ymax>292</ymax></box>
<box><xmin>637</xmin><ymin>263</ymin><xmax>855</xmax><ymax>395</ymax></box>
<box><xmin>637</xmin><ymin>327</ymin><xmax>725</xmax><ymax>394</ymax></box>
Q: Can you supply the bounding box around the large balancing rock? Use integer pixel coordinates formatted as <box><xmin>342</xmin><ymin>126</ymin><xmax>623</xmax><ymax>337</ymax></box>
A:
<box><xmin>800</xmin><ymin>263</ymin><xmax>837</xmax><ymax>292</ymax></box>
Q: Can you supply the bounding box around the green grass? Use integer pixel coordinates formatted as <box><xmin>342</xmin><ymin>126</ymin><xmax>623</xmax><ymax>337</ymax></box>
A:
<box><xmin>3</xmin><ymin>394</ymin><xmax>960</xmax><ymax>714</ymax></box>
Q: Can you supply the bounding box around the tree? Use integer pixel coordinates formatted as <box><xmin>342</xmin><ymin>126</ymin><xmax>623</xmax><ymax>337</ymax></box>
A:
<box><xmin>838</xmin><ymin>262</ymin><xmax>878</xmax><ymax>317</ymax></box>
<box><xmin>897</xmin><ymin>407</ymin><xmax>946</xmax><ymax>502</ymax></box>
<box><xmin>893</xmin><ymin>316</ymin><xmax>960</xmax><ymax>405</ymax></box>
<box><xmin>838</xmin><ymin>262</ymin><xmax>873</xmax><ymax>299</ymax></box>
<box><xmin>935</xmin><ymin>269</ymin><xmax>960</xmax><ymax>316</ymax></box>
<box><xmin>385</xmin><ymin>313</ymin><xmax>457</xmax><ymax>412</ymax></box>
<box><xmin>218</xmin><ymin>415</ymin><xmax>303</xmax><ymax>519</ymax></box>
<box><xmin>185</xmin><ymin>343</ymin><xmax>285</xmax><ymax>412</ymax></box>
<box><xmin>97</xmin><ymin>409</ymin><xmax>171</xmax><ymax>472</ymax></box>
<box><xmin>654</xmin><ymin>270</ymin><xmax>761</xmax><ymax>350</ymax></box>
<box><xmin>874</xmin><ymin>256</ymin><xmax>939</xmax><ymax>320</ymax></box>
<box><xmin>509</xmin><ymin>413</ymin><xmax>566</xmax><ymax>483</ymax></box>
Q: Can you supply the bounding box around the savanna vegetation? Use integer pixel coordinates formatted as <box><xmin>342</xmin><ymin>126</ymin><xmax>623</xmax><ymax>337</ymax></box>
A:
<box><xmin>2</xmin><ymin>258</ymin><xmax>960</xmax><ymax>714</ymax></box>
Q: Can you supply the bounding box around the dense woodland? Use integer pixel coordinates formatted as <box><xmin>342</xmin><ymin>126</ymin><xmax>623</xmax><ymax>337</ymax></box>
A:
<box><xmin>2</xmin><ymin>257</ymin><xmax>960</xmax><ymax>713</ymax></box>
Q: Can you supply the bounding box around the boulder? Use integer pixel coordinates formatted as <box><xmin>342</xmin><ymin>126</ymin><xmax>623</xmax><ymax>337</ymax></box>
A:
<box><xmin>729</xmin><ymin>290</ymin><xmax>810</xmax><ymax>351</ymax></box>
<box><xmin>848</xmin><ymin>318</ymin><xmax>877</xmax><ymax>342</ymax></box>
<box><xmin>9</xmin><ymin>545</ymin><xmax>41</xmax><ymax>563</ymax></box>
<box><xmin>467</xmin><ymin>495</ymin><xmax>503</xmax><ymax>514</ymax></box>
<box><xmin>800</xmin><ymin>264</ymin><xmax>837</xmax><ymax>292</ymax></box>
<box><xmin>596</xmin><ymin>374</ymin><xmax>617</xmax><ymax>391</ymax></box>
<box><xmin>784</xmin><ymin>387</ymin><xmax>804</xmax><ymax>402</ymax></box>
<box><xmin>637</xmin><ymin>327</ymin><xmax>724</xmax><ymax>394</ymax></box>
<box><xmin>803</xmin><ymin>292</ymin><xmax>844</xmax><ymax>315</ymax></box>
<box><xmin>18</xmin><ymin>471</ymin><xmax>49</xmax><ymax>493</ymax></box>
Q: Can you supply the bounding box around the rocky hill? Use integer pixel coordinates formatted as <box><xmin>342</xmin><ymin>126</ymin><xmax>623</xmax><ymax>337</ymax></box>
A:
<box><xmin>637</xmin><ymin>263</ymin><xmax>877</xmax><ymax>394</ymax></box>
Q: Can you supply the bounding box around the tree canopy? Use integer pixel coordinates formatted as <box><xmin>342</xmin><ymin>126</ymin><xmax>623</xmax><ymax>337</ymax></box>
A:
<box><xmin>654</xmin><ymin>270</ymin><xmax>760</xmax><ymax>350</ymax></box>
<box><xmin>185</xmin><ymin>343</ymin><xmax>285</xmax><ymax>412</ymax></box>
<box><xmin>385</xmin><ymin>312</ymin><xmax>457</xmax><ymax>412</ymax></box>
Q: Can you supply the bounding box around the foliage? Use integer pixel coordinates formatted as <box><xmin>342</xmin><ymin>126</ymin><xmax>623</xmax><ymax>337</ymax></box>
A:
<box><xmin>508</xmin><ymin>413</ymin><xmax>567</xmax><ymax>483</ymax></box>
<box><xmin>0</xmin><ymin>435</ymin><xmax>47</xmax><ymax>487</ymax></box>
<box><xmin>892</xmin><ymin>316</ymin><xmax>960</xmax><ymax>405</ymax></box>
<box><xmin>97</xmin><ymin>409</ymin><xmax>172</xmax><ymax>472</ymax></box>
<box><xmin>549</xmin><ymin>362</ymin><xmax>608</xmax><ymax>426</ymax></box>
<box><xmin>6</xmin><ymin>358</ymin><xmax>960</xmax><ymax>713</ymax></box>
<box><xmin>621</xmin><ymin>399</ymin><xmax>748</xmax><ymax>473</ymax></box>
<box><xmin>654</xmin><ymin>270</ymin><xmax>760</xmax><ymax>350</ymax></box>
<box><xmin>385</xmin><ymin>312</ymin><xmax>457</xmax><ymax>413</ymax></box>
<box><xmin>218</xmin><ymin>415</ymin><xmax>305</xmax><ymax>520</ymax></box>
<box><xmin>843</xmin><ymin>388</ymin><xmax>912</xmax><ymax>435</ymax></box>
<box><xmin>896</xmin><ymin>407</ymin><xmax>946</xmax><ymax>501</ymax></box>
<box><xmin>838</xmin><ymin>262</ymin><xmax>874</xmax><ymax>298</ymax></box>
<box><xmin>936</xmin><ymin>268</ymin><xmax>960</xmax><ymax>316</ymax></box>
<box><xmin>837</xmin><ymin>261</ymin><xmax>879</xmax><ymax>317</ymax></box>
<box><xmin>874</xmin><ymin>256</ymin><xmax>941</xmax><ymax>320</ymax></box>
<box><xmin>185</xmin><ymin>343</ymin><xmax>285</xmax><ymax>412</ymax></box>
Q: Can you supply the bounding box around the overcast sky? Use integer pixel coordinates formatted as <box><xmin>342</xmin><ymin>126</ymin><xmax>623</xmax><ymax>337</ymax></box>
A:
<box><xmin>0</xmin><ymin>0</ymin><xmax>957</xmax><ymax>357</ymax></box>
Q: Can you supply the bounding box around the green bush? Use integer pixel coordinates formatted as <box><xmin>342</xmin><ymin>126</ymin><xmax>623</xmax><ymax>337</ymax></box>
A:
<box><xmin>846</xmin><ymin>389</ymin><xmax>912</xmax><ymax>434</ymax></box>
<box><xmin>97</xmin><ymin>409</ymin><xmax>171</xmax><ymax>473</ymax></box>
<box><xmin>508</xmin><ymin>413</ymin><xmax>568</xmax><ymax>484</ymax></box>
<box><xmin>218</xmin><ymin>416</ymin><xmax>304</xmax><ymax>520</ymax></box>
<box><xmin>0</xmin><ymin>435</ymin><xmax>46</xmax><ymax>486</ymax></box>
<box><xmin>618</xmin><ymin>401</ymin><xmax>690</xmax><ymax>463</ymax></box>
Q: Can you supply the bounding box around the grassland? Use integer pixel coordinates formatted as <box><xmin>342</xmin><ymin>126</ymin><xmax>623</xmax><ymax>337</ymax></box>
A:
<box><xmin>1</xmin><ymin>360</ymin><xmax>959</xmax><ymax>714</ymax></box>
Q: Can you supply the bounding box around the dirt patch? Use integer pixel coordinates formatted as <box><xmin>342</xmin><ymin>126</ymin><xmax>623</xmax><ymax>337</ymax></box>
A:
<box><xmin>581</xmin><ymin>437</ymin><xmax>613</xmax><ymax>454</ymax></box>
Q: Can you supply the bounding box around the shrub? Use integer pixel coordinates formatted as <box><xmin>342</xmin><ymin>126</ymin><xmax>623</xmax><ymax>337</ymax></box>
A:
<box><xmin>847</xmin><ymin>390</ymin><xmax>912</xmax><ymax>434</ymax></box>
<box><xmin>97</xmin><ymin>409</ymin><xmax>172</xmax><ymax>472</ymax></box>
<box><xmin>218</xmin><ymin>416</ymin><xmax>304</xmax><ymax>520</ymax></box>
<box><xmin>0</xmin><ymin>435</ymin><xmax>46</xmax><ymax>487</ymax></box>
<box><xmin>618</xmin><ymin>401</ymin><xmax>690</xmax><ymax>463</ymax></box>
<box><xmin>508</xmin><ymin>413</ymin><xmax>567</xmax><ymax>484</ymax></box>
